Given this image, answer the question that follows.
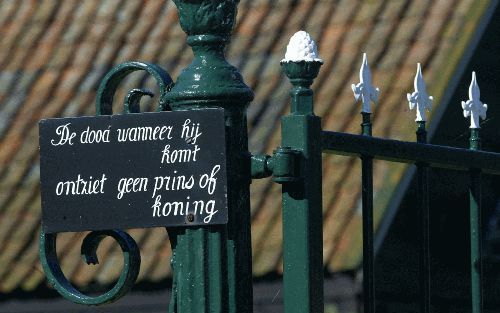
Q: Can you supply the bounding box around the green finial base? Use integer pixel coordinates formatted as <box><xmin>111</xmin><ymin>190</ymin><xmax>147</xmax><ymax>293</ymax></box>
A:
<box><xmin>470</xmin><ymin>128</ymin><xmax>481</xmax><ymax>150</ymax></box>
<box><xmin>281</xmin><ymin>61</ymin><xmax>322</xmax><ymax>114</ymax></box>
<box><xmin>416</xmin><ymin>121</ymin><xmax>427</xmax><ymax>143</ymax></box>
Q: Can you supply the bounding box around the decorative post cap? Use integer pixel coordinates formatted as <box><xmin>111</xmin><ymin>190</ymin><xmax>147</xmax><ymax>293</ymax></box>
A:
<box><xmin>282</xmin><ymin>31</ymin><xmax>323</xmax><ymax>63</ymax></box>
<box><xmin>351</xmin><ymin>53</ymin><xmax>380</xmax><ymax>113</ymax></box>
<box><xmin>281</xmin><ymin>31</ymin><xmax>323</xmax><ymax>114</ymax></box>
<box><xmin>407</xmin><ymin>63</ymin><xmax>433</xmax><ymax>122</ymax></box>
<box><xmin>462</xmin><ymin>71</ymin><xmax>487</xmax><ymax>129</ymax></box>
<box><xmin>281</xmin><ymin>31</ymin><xmax>323</xmax><ymax>89</ymax></box>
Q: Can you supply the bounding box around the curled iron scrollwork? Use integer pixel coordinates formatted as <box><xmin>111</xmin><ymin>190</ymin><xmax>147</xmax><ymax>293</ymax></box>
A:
<box><xmin>39</xmin><ymin>230</ymin><xmax>141</xmax><ymax>305</ymax></box>
<box><xmin>96</xmin><ymin>61</ymin><xmax>174</xmax><ymax>115</ymax></box>
<box><xmin>39</xmin><ymin>61</ymin><xmax>174</xmax><ymax>305</ymax></box>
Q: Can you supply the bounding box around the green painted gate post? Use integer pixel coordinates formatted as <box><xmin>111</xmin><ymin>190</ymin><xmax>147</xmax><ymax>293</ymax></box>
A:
<box><xmin>280</xmin><ymin>35</ymin><xmax>324</xmax><ymax>313</ymax></box>
<box><xmin>164</xmin><ymin>1</ymin><xmax>254</xmax><ymax>312</ymax></box>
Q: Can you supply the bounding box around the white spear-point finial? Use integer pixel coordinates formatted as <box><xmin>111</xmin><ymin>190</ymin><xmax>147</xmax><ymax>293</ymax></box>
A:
<box><xmin>407</xmin><ymin>63</ymin><xmax>433</xmax><ymax>121</ymax></box>
<box><xmin>461</xmin><ymin>71</ymin><xmax>487</xmax><ymax>128</ymax></box>
<box><xmin>351</xmin><ymin>53</ymin><xmax>380</xmax><ymax>113</ymax></box>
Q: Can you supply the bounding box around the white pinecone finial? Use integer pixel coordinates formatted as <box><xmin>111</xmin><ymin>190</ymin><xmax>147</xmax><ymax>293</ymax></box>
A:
<box><xmin>282</xmin><ymin>31</ymin><xmax>323</xmax><ymax>63</ymax></box>
<box><xmin>461</xmin><ymin>72</ymin><xmax>487</xmax><ymax>129</ymax></box>
<box><xmin>351</xmin><ymin>53</ymin><xmax>380</xmax><ymax>113</ymax></box>
<box><xmin>407</xmin><ymin>63</ymin><xmax>433</xmax><ymax>122</ymax></box>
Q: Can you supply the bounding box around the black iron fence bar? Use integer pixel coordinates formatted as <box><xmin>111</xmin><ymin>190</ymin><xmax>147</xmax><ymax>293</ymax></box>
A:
<box><xmin>469</xmin><ymin>128</ymin><xmax>483</xmax><ymax>313</ymax></box>
<box><xmin>416</xmin><ymin>121</ymin><xmax>431</xmax><ymax>313</ymax></box>
<box><xmin>321</xmin><ymin>131</ymin><xmax>500</xmax><ymax>175</ymax></box>
<box><xmin>351</xmin><ymin>53</ymin><xmax>379</xmax><ymax>313</ymax></box>
<box><xmin>360</xmin><ymin>112</ymin><xmax>375</xmax><ymax>313</ymax></box>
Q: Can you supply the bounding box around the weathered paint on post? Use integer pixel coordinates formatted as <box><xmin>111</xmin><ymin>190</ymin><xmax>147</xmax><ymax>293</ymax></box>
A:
<box><xmin>280</xmin><ymin>31</ymin><xmax>324</xmax><ymax>313</ymax></box>
<box><xmin>164</xmin><ymin>1</ymin><xmax>254</xmax><ymax>312</ymax></box>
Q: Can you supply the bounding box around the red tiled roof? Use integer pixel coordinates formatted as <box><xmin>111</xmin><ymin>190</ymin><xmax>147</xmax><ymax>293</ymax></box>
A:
<box><xmin>0</xmin><ymin>0</ymin><xmax>492</xmax><ymax>292</ymax></box>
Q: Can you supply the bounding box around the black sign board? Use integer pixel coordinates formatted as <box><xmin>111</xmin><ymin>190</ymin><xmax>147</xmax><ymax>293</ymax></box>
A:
<box><xmin>39</xmin><ymin>109</ymin><xmax>227</xmax><ymax>233</ymax></box>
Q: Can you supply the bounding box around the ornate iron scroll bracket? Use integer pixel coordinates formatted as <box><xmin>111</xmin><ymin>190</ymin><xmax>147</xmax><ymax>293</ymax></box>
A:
<box><xmin>39</xmin><ymin>230</ymin><xmax>141</xmax><ymax>306</ymax></box>
<box><xmin>39</xmin><ymin>61</ymin><xmax>174</xmax><ymax>305</ymax></box>
<box><xmin>96</xmin><ymin>61</ymin><xmax>174</xmax><ymax>115</ymax></box>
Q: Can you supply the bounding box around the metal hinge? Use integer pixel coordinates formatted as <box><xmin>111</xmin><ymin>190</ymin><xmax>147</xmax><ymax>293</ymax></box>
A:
<box><xmin>251</xmin><ymin>146</ymin><xmax>301</xmax><ymax>183</ymax></box>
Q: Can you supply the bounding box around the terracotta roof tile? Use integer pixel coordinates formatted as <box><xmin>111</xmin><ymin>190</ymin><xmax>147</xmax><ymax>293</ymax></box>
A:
<box><xmin>0</xmin><ymin>1</ymin><xmax>35</xmax><ymax>61</ymax></box>
<box><xmin>148</xmin><ymin>244</ymin><xmax>172</xmax><ymax>281</ymax></box>
<box><xmin>330</xmin><ymin>0</ymin><xmax>359</xmax><ymax>25</ymax></box>
<box><xmin>0</xmin><ymin>2</ymin><xmax>18</xmax><ymax>26</ymax></box>
<box><xmin>0</xmin><ymin>0</ymin><xmax>493</xmax><ymax>292</ymax></box>
<box><xmin>0</xmin><ymin>71</ymin><xmax>17</xmax><ymax>94</ymax></box>
<box><xmin>379</xmin><ymin>0</ymin><xmax>408</xmax><ymax>21</ymax></box>
<box><xmin>353</xmin><ymin>5</ymin><xmax>376</xmax><ymax>24</ymax></box>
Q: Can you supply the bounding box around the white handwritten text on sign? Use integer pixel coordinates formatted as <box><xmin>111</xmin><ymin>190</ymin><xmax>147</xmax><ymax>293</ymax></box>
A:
<box><xmin>39</xmin><ymin>109</ymin><xmax>227</xmax><ymax>233</ymax></box>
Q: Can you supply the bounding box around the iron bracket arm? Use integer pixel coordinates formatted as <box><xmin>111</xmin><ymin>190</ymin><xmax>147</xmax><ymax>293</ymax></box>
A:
<box><xmin>250</xmin><ymin>147</ymin><xmax>302</xmax><ymax>183</ymax></box>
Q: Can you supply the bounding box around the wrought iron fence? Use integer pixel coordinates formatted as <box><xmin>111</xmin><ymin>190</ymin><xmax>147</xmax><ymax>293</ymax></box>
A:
<box><xmin>284</xmin><ymin>42</ymin><xmax>492</xmax><ymax>313</ymax></box>
<box><xmin>254</xmin><ymin>30</ymin><xmax>494</xmax><ymax>312</ymax></box>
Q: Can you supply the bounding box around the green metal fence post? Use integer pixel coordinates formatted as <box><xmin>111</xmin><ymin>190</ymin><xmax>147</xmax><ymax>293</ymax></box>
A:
<box><xmin>461</xmin><ymin>71</ymin><xmax>487</xmax><ymax>313</ymax></box>
<box><xmin>280</xmin><ymin>31</ymin><xmax>324</xmax><ymax>313</ymax></box>
<box><xmin>407</xmin><ymin>63</ymin><xmax>433</xmax><ymax>313</ymax></box>
<box><xmin>360</xmin><ymin>113</ymin><xmax>375</xmax><ymax>313</ymax></box>
<box><xmin>164</xmin><ymin>1</ymin><xmax>254</xmax><ymax>312</ymax></box>
<box><xmin>416</xmin><ymin>121</ymin><xmax>430</xmax><ymax>313</ymax></box>
<box><xmin>469</xmin><ymin>128</ymin><xmax>483</xmax><ymax>313</ymax></box>
<box><xmin>352</xmin><ymin>53</ymin><xmax>379</xmax><ymax>313</ymax></box>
